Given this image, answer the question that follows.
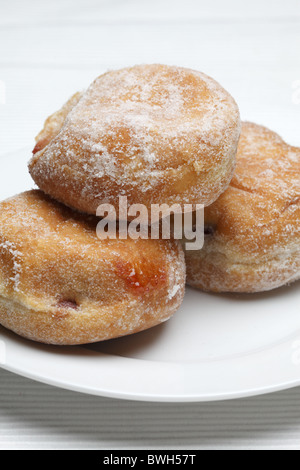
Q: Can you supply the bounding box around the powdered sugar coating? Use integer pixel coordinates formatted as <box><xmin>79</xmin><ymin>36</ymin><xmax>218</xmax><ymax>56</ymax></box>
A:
<box><xmin>0</xmin><ymin>191</ymin><xmax>186</xmax><ymax>345</ymax></box>
<box><xmin>0</xmin><ymin>241</ymin><xmax>23</xmax><ymax>292</ymax></box>
<box><xmin>185</xmin><ymin>122</ymin><xmax>300</xmax><ymax>293</ymax></box>
<box><xmin>29</xmin><ymin>64</ymin><xmax>240</xmax><ymax>218</ymax></box>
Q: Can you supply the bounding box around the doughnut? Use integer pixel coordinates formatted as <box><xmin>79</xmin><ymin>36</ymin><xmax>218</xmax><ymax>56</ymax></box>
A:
<box><xmin>184</xmin><ymin>122</ymin><xmax>300</xmax><ymax>293</ymax></box>
<box><xmin>0</xmin><ymin>190</ymin><xmax>185</xmax><ymax>345</ymax></box>
<box><xmin>29</xmin><ymin>64</ymin><xmax>240</xmax><ymax>220</ymax></box>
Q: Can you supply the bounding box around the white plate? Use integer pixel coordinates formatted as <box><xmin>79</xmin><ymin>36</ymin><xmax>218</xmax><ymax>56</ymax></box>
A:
<box><xmin>0</xmin><ymin>148</ymin><xmax>299</xmax><ymax>402</ymax></box>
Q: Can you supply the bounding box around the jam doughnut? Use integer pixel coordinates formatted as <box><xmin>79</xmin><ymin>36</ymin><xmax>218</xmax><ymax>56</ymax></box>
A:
<box><xmin>185</xmin><ymin>122</ymin><xmax>300</xmax><ymax>293</ymax></box>
<box><xmin>0</xmin><ymin>191</ymin><xmax>185</xmax><ymax>345</ymax></box>
<box><xmin>29</xmin><ymin>64</ymin><xmax>240</xmax><ymax>220</ymax></box>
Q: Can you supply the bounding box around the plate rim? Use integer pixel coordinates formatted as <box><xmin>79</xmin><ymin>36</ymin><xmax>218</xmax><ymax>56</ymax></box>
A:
<box><xmin>1</xmin><ymin>320</ymin><xmax>300</xmax><ymax>403</ymax></box>
<box><xmin>1</xmin><ymin>362</ymin><xmax>300</xmax><ymax>403</ymax></box>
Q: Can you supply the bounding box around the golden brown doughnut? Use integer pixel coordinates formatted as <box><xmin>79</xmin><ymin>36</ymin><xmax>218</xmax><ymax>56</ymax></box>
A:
<box><xmin>29</xmin><ymin>64</ymin><xmax>240</xmax><ymax>219</ymax></box>
<box><xmin>185</xmin><ymin>122</ymin><xmax>300</xmax><ymax>293</ymax></box>
<box><xmin>0</xmin><ymin>191</ymin><xmax>185</xmax><ymax>345</ymax></box>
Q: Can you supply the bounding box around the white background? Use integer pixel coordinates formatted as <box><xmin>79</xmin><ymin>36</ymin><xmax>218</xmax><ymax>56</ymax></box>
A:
<box><xmin>0</xmin><ymin>0</ymin><xmax>300</xmax><ymax>449</ymax></box>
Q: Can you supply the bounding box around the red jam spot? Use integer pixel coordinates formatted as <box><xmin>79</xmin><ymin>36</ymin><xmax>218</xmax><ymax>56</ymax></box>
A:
<box><xmin>204</xmin><ymin>225</ymin><xmax>216</xmax><ymax>236</ymax></box>
<box><xmin>116</xmin><ymin>259</ymin><xmax>167</xmax><ymax>295</ymax></box>
<box><xmin>57</xmin><ymin>299</ymin><xmax>79</xmax><ymax>310</ymax></box>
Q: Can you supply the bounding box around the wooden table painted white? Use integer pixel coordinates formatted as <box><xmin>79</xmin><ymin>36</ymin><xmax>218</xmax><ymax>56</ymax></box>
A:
<box><xmin>0</xmin><ymin>0</ymin><xmax>299</xmax><ymax>450</ymax></box>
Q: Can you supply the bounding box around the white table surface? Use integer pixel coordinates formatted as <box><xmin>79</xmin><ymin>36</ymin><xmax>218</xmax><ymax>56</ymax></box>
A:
<box><xmin>0</xmin><ymin>0</ymin><xmax>300</xmax><ymax>450</ymax></box>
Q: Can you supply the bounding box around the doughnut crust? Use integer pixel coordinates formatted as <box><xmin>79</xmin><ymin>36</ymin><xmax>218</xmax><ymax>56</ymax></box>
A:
<box><xmin>0</xmin><ymin>191</ymin><xmax>185</xmax><ymax>345</ymax></box>
<box><xmin>185</xmin><ymin>122</ymin><xmax>300</xmax><ymax>293</ymax></box>
<box><xmin>29</xmin><ymin>64</ymin><xmax>240</xmax><ymax>219</ymax></box>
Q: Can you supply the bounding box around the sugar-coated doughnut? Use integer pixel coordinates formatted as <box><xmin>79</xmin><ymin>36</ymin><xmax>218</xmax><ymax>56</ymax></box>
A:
<box><xmin>29</xmin><ymin>64</ymin><xmax>240</xmax><ymax>219</ymax></box>
<box><xmin>0</xmin><ymin>191</ymin><xmax>185</xmax><ymax>345</ymax></box>
<box><xmin>185</xmin><ymin>122</ymin><xmax>300</xmax><ymax>293</ymax></box>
